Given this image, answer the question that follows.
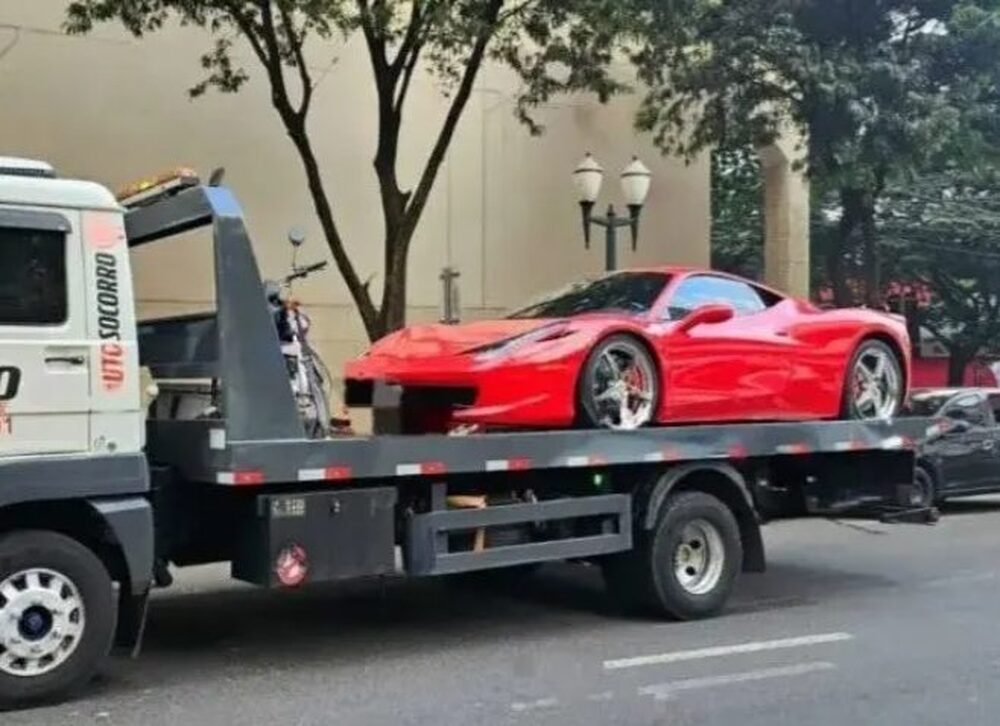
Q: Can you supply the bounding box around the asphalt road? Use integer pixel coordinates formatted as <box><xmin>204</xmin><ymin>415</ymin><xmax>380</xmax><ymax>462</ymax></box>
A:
<box><xmin>10</xmin><ymin>497</ymin><xmax>1000</xmax><ymax>726</ymax></box>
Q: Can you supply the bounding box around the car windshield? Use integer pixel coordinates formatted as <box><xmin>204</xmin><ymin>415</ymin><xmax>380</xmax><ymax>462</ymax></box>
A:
<box><xmin>508</xmin><ymin>272</ymin><xmax>671</xmax><ymax>319</ymax></box>
<box><xmin>904</xmin><ymin>394</ymin><xmax>951</xmax><ymax>417</ymax></box>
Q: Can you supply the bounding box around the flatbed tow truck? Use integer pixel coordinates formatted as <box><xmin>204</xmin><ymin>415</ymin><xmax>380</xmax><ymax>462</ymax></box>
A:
<box><xmin>0</xmin><ymin>158</ymin><xmax>938</xmax><ymax>707</ymax></box>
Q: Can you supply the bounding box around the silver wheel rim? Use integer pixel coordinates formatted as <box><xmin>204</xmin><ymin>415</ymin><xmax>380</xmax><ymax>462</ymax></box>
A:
<box><xmin>591</xmin><ymin>341</ymin><xmax>656</xmax><ymax>430</ymax></box>
<box><xmin>0</xmin><ymin>568</ymin><xmax>85</xmax><ymax>677</ymax></box>
<box><xmin>673</xmin><ymin>519</ymin><xmax>725</xmax><ymax>596</ymax></box>
<box><xmin>851</xmin><ymin>346</ymin><xmax>901</xmax><ymax>420</ymax></box>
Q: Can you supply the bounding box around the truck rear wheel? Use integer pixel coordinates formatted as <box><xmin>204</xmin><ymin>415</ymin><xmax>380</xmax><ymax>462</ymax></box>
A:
<box><xmin>603</xmin><ymin>491</ymin><xmax>742</xmax><ymax>620</ymax></box>
<box><xmin>0</xmin><ymin>531</ymin><xmax>116</xmax><ymax>709</ymax></box>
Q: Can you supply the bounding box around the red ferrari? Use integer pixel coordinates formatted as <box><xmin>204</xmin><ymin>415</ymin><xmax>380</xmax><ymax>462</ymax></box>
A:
<box><xmin>344</xmin><ymin>268</ymin><xmax>911</xmax><ymax>432</ymax></box>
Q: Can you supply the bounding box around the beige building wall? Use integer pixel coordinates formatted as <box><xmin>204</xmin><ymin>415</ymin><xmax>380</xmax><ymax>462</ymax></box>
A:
<box><xmin>0</xmin><ymin>4</ymin><xmax>710</xmax><ymax>377</ymax></box>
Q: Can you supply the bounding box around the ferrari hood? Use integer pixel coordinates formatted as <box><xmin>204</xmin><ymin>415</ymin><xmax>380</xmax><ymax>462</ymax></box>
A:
<box><xmin>367</xmin><ymin>319</ymin><xmax>560</xmax><ymax>359</ymax></box>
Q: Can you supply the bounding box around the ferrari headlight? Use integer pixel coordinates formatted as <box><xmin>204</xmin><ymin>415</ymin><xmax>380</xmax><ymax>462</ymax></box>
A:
<box><xmin>468</xmin><ymin>323</ymin><xmax>573</xmax><ymax>361</ymax></box>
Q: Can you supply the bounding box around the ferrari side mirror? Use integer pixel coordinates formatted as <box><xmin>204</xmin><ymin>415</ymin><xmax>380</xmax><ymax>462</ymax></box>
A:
<box><xmin>676</xmin><ymin>303</ymin><xmax>735</xmax><ymax>334</ymax></box>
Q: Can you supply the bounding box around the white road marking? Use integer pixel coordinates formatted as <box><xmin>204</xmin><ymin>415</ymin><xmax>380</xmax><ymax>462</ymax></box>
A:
<box><xmin>585</xmin><ymin>691</ymin><xmax>615</xmax><ymax>702</ymax></box>
<box><xmin>638</xmin><ymin>661</ymin><xmax>837</xmax><ymax>701</ymax></box>
<box><xmin>510</xmin><ymin>697</ymin><xmax>559</xmax><ymax>713</ymax></box>
<box><xmin>922</xmin><ymin>571</ymin><xmax>998</xmax><ymax>588</ymax></box>
<box><xmin>604</xmin><ymin>632</ymin><xmax>853</xmax><ymax>670</ymax></box>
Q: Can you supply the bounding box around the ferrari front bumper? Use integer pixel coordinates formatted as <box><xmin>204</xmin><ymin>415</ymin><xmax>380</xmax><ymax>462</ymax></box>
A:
<box><xmin>343</xmin><ymin>355</ymin><xmax>579</xmax><ymax>428</ymax></box>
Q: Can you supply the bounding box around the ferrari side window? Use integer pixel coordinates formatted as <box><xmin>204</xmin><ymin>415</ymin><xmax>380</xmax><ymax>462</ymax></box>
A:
<box><xmin>668</xmin><ymin>276</ymin><xmax>766</xmax><ymax>319</ymax></box>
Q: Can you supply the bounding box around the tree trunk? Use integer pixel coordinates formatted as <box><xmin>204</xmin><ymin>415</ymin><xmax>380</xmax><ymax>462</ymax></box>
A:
<box><xmin>831</xmin><ymin>188</ymin><xmax>862</xmax><ymax>306</ymax></box>
<box><xmin>286</xmin><ymin>123</ymin><xmax>380</xmax><ymax>340</ymax></box>
<box><xmin>947</xmin><ymin>349</ymin><xmax>972</xmax><ymax>386</ymax></box>
<box><xmin>905</xmin><ymin>302</ymin><xmax>922</xmax><ymax>357</ymax></box>
<box><xmin>858</xmin><ymin>191</ymin><xmax>880</xmax><ymax>308</ymax></box>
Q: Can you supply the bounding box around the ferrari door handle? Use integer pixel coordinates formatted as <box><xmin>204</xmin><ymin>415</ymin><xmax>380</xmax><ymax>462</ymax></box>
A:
<box><xmin>775</xmin><ymin>329</ymin><xmax>790</xmax><ymax>337</ymax></box>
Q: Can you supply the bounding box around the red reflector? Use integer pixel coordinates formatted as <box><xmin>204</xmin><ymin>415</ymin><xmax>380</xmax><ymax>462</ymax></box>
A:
<box><xmin>275</xmin><ymin>544</ymin><xmax>308</xmax><ymax>587</ymax></box>
<box><xmin>422</xmin><ymin>461</ymin><xmax>447</xmax><ymax>475</ymax></box>
<box><xmin>727</xmin><ymin>444</ymin><xmax>748</xmax><ymax>459</ymax></box>
<box><xmin>509</xmin><ymin>458</ymin><xmax>532</xmax><ymax>470</ymax></box>
<box><xmin>233</xmin><ymin>470</ymin><xmax>265</xmax><ymax>485</ymax></box>
<box><xmin>325</xmin><ymin>466</ymin><xmax>352</xmax><ymax>481</ymax></box>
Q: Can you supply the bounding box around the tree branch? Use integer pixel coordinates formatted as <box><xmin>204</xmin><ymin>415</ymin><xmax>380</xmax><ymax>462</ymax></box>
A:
<box><xmin>356</xmin><ymin>0</ymin><xmax>390</xmax><ymax>81</ymax></box>
<box><xmin>401</xmin><ymin>0</ymin><xmax>503</xmax><ymax>241</ymax></box>
<box><xmin>277</xmin><ymin>3</ymin><xmax>313</xmax><ymax>118</ymax></box>
<box><xmin>229</xmin><ymin>2</ymin><xmax>377</xmax><ymax>337</ymax></box>
<box><xmin>390</xmin><ymin>0</ymin><xmax>423</xmax><ymax>75</ymax></box>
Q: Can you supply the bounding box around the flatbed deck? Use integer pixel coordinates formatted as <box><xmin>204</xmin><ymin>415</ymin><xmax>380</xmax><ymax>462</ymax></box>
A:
<box><xmin>149</xmin><ymin>417</ymin><xmax>934</xmax><ymax>486</ymax></box>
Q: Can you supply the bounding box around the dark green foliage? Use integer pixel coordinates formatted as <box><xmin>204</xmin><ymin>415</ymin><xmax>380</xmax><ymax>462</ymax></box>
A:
<box><xmin>634</xmin><ymin>0</ymin><xmax>1000</xmax><ymax>308</ymax></box>
<box><xmin>880</xmin><ymin>169</ymin><xmax>1000</xmax><ymax>383</ymax></box>
<box><xmin>710</xmin><ymin>146</ymin><xmax>763</xmax><ymax>279</ymax></box>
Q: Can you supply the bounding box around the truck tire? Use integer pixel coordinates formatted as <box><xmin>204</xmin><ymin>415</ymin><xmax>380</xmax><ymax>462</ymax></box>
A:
<box><xmin>0</xmin><ymin>530</ymin><xmax>116</xmax><ymax>709</ymax></box>
<box><xmin>603</xmin><ymin>491</ymin><xmax>742</xmax><ymax>620</ymax></box>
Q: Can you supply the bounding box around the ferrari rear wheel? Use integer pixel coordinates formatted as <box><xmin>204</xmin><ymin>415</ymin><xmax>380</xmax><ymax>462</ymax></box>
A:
<box><xmin>578</xmin><ymin>335</ymin><xmax>659</xmax><ymax>430</ymax></box>
<box><xmin>841</xmin><ymin>339</ymin><xmax>904</xmax><ymax>421</ymax></box>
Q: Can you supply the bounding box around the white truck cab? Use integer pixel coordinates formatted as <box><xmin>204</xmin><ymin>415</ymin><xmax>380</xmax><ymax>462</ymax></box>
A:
<box><xmin>0</xmin><ymin>157</ymin><xmax>141</xmax><ymax>459</ymax></box>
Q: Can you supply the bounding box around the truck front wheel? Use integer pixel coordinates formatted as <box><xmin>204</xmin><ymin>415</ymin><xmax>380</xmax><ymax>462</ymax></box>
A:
<box><xmin>0</xmin><ymin>530</ymin><xmax>116</xmax><ymax>708</ymax></box>
<box><xmin>604</xmin><ymin>491</ymin><xmax>743</xmax><ymax>620</ymax></box>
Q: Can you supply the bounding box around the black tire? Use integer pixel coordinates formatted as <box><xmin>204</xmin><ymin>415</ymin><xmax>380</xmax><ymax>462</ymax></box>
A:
<box><xmin>911</xmin><ymin>465</ymin><xmax>938</xmax><ymax>508</ymax></box>
<box><xmin>839</xmin><ymin>339</ymin><xmax>904</xmax><ymax>420</ymax></box>
<box><xmin>603</xmin><ymin>491</ymin><xmax>742</xmax><ymax>620</ymax></box>
<box><xmin>0</xmin><ymin>531</ymin><xmax>116</xmax><ymax>709</ymax></box>
<box><xmin>577</xmin><ymin>335</ymin><xmax>659</xmax><ymax>430</ymax></box>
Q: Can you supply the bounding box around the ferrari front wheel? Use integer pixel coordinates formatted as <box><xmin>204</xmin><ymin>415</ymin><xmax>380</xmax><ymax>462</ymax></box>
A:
<box><xmin>841</xmin><ymin>339</ymin><xmax>904</xmax><ymax>420</ymax></box>
<box><xmin>578</xmin><ymin>335</ymin><xmax>659</xmax><ymax>430</ymax></box>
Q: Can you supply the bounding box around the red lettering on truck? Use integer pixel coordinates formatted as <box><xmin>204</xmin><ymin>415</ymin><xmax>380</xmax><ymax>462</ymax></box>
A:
<box><xmin>94</xmin><ymin>252</ymin><xmax>125</xmax><ymax>392</ymax></box>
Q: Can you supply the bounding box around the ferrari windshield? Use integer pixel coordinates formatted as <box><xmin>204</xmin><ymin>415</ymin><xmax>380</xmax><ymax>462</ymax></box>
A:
<box><xmin>509</xmin><ymin>272</ymin><xmax>671</xmax><ymax>319</ymax></box>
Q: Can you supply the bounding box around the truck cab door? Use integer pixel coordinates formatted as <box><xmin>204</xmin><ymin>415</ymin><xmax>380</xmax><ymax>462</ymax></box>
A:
<box><xmin>0</xmin><ymin>207</ymin><xmax>91</xmax><ymax>456</ymax></box>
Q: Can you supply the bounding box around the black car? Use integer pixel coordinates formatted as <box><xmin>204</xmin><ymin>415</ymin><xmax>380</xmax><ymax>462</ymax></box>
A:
<box><xmin>904</xmin><ymin>387</ymin><xmax>1000</xmax><ymax>505</ymax></box>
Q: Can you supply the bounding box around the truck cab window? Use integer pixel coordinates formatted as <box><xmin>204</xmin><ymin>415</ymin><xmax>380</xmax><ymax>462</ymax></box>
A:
<box><xmin>0</xmin><ymin>226</ymin><xmax>67</xmax><ymax>325</ymax></box>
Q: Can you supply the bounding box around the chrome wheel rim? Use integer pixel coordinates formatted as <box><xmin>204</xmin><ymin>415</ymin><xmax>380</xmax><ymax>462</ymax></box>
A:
<box><xmin>673</xmin><ymin>519</ymin><xmax>725</xmax><ymax>595</ymax></box>
<box><xmin>0</xmin><ymin>568</ymin><xmax>85</xmax><ymax>677</ymax></box>
<box><xmin>591</xmin><ymin>341</ymin><xmax>656</xmax><ymax>430</ymax></box>
<box><xmin>851</xmin><ymin>347</ymin><xmax>901</xmax><ymax>420</ymax></box>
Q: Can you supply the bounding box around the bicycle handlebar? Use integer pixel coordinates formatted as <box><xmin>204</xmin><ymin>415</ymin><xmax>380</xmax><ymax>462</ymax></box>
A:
<box><xmin>284</xmin><ymin>260</ymin><xmax>328</xmax><ymax>284</ymax></box>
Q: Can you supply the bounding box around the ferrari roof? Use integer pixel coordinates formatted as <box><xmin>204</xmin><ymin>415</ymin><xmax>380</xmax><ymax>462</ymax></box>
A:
<box><xmin>609</xmin><ymin>266</ymin><xmax>789</xmax><ymax>297</ymax></box>
<box><xmin>611</xmin><ymin>265</ymin><xmax>698</xmax><ymax>275</ymax></box>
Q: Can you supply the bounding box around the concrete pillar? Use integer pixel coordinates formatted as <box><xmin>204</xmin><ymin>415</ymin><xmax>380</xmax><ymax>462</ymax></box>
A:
<box><xmin>758</xmin><ymin>135</ymin><xmax>810</xmax><ymax>298</ymax></box>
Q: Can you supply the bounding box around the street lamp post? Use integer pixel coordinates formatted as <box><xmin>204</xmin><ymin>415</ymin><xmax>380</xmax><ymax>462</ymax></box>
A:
<box><xmin>439</xmin><ymin>266</ymin><xmax>460</xmax><ymax>324</ymax></box>
<box><xmin>572</xmin><ymin>153</ymin><xmax>652</xmax><ymax>271</ymax></box>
